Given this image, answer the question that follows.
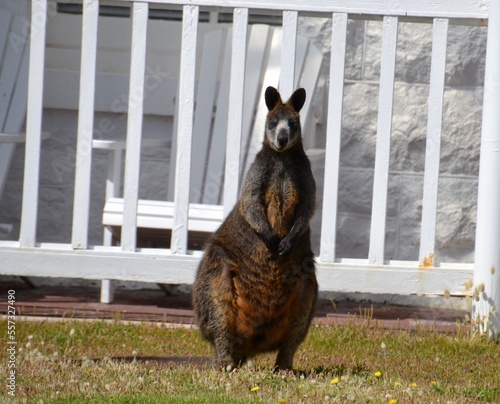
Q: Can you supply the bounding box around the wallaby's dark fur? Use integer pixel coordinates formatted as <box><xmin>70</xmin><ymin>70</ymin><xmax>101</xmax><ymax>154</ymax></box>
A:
<box><xmin>192</xmin><ymin>86</ymin><xmax>317</xmax><ymax>371</ymax></box>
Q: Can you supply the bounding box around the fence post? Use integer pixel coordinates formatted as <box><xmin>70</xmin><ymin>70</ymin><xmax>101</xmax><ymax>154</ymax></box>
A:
<box><xmin>473</xmin><ymin>0</ymin><xmax>500</xmax><ymax>339</ymax></box>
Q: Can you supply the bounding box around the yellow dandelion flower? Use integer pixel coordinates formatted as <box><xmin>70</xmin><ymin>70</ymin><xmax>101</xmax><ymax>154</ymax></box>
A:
<box><xmin>431</xmin><ymin>381</ymin><xmax>437</xmax><ymax>386</ymax></box>
<box><xmin>330</xmin><ymin>377</ymin><xmax>339</xmax><ymax>385</ymax></box>
<box><xmin>388</xmin><ymin>400</ymin><xmax>397</xmax><ymax>404</ymax></box>
<box><xmin>374</xmin><ymin>371</ymin><xmax>382</xmax><ymax>378</ymax></box>
<box><xmin>279</xmin><ymin>399</ymin><xmax>286</xmax><ymax>404</ymax></box>
<box><xmin>394</xmin><ymin>382</ymin><xmax>402</xmax><ymax>387</ymax></box>
<box><xmin>251</xmin><ymin>386</ymin><xmax>260</xmax><ymax>392</ymax></box>
<box><xmin>410</xmin><ymin>382</ymin><xmax>417</xmax><ymax>387</ymax></box>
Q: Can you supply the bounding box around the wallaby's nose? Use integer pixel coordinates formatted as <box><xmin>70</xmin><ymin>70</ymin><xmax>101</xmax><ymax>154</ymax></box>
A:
<box><xmin>277</xmin><ymin>131</ymin><xmax>289</xmax><ymax>148</ymax></box>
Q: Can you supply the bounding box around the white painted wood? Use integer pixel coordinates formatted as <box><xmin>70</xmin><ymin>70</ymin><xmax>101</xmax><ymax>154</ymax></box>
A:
<box><xmin>103</xmin><ymin>198</ymin><xmax>223</xmax><ymax>232</ymax></box>
<box><xmin>0</xmin><ymin>17</ymin><xmax>24</xmax><ymax>129</ymax></box>
<box><xmin>316</xmin><ymin>262</ymin><xmax>473</xmax><ymax>296</ymax></box>
<box><xmin>297</xmin><ymin>37</ymin><xmax>323</xmax><ymax>150</ymax></box>
<box><xmin>171</xmin><ymin>5</ymin><xmax>199</xmax><ymax>255</ymax></box>
<box><xmin>0</xmin><ymin>244</ymin><xmax>473</xmax><ymax>295</ymax></box>
<box><xmin>319</xmin><ymin>13</ymin><xmax>348</xmax><ymax>263</ymax></box>
<box><xmin>93</xmin><ymin>138</ymin><xmax>168</xmax><ymax>151</ymax></box>
<box><xmin>0</xmin><ymin>13</ymin><xmax>31</xmax><ymax>199</ymax></box>
<box><xmin>189</xmin><ymin>29</ymin><xmax>224</xmax><ymax>204</ymax></box>
<box><xmin>101</xmin><ymin>147</ymin><xmax>122</xmax><ymax>303</ymax></box>
<box><xmin>103</xmin><ymin>149</ymin><xmax>123</xmax><ymax>245</ymax></box>
<box><xmin>93</xmin><ymin>135</ymin><xmax>170</xmax><ymax>270</ymax></box>
<box><xmin>121</xmin><ymin>2</ymin><xmax>149</xmax><ymax>252</ymax></box>
<box><xmin>107</xmin><ymin>0</ymin><xmax>488</xmax><ymax>19</ymax></box>
<box><xmin>419</xmin><ymin>18</ymin><xmax>449</xmax><ymax>267</ymax></box>
<box><xmin>0</xmin><ymin>133</ymin><xmax>51</xmax><ymax>143</ymax></box>
<box><xmin>203</xmin><ymin>29</ymin><xmax>231</xmax><ymax>205</ymax></box>
<box><xmin>100</xmin><ymin>280</ymin><xmax>115</xmax><ymax>304</ymax></box>
<box><xmin>72</xmin><ymin>0</ymin><xmax>99</xmax><ymax>250</ymax></box>
<box><xmin>238</xmin><ymin>24</ymin><xmax>272</xmax><ymax>182</ymax></box>
<box><xmin>243</xmin><ymin>27</ymin><xmax>282</xmax><ymax>178</ymax></box>
<box><xmin>4</xmin><ymin>46</ymin><xmax>32</xmax><ymax>131</ymax></box>
<box><xmin>0</xmin><ymin>144</ymin><xmax>16</xmax><ymax>197</ymax></box>
<box><xmin>294</xmin><ymin>36</ymin><xmax>308</xmax><ymax>89</ymax></box>
<box><xmin>20</xmin><ymin>0</ymin><xmax>48</xmax><ymax>248</ymax></box>
<box><xmin>223</xmin><ymin>8</ymin><xmax>249</xmax><ymax>216</ymax></box>
<box><xmin>44</xmin><ymin>69</ymin><xmax>178</xmax><ymax>116</ymax></box>
<box><xmin>368</xmin><ymin>16</ymin><xmax>399</xmax><ymax>265</ymax></box>
<box><xmin>43</xmin><ymin>13</ymin><xmax>231</xmax><ymax>116</ymax></box>
<box><xmin>280</xmin><ymin>10</ymin><xmax>298</xmax><ymax>98</ymax></box>
<box><xmin>474</xmin><ymin>0</ymin><xmax>500</xmax><ymax>337</ymax></box>
<box><xmin>0</xmin><ymin>12</ymin><xmax>10</xmax><ymax>60</ymax></box>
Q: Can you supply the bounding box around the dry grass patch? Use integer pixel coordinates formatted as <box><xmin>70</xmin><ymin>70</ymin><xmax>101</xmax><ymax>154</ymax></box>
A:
<box><xmin>1</xmin><ymin>318</ymin><xmax>499</xmax><ymax>403</ymax></box>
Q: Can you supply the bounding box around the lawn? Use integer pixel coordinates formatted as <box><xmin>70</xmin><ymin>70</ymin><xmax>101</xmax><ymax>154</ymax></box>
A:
<box><xmin>1</xmin><ymin>317</ymin><xmax>499</xmax><ymax>403</ymax></box>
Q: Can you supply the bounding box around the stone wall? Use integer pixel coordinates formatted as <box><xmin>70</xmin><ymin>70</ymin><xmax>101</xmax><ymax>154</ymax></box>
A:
<box><xmin>303</xmin><ymin>18</ymin><xmax>485</xmax><ymax>263</ymax></box>
<box><xmin>0</xmin><ymin>11</ymin><xmax>487</xmax><ymax>265</ymax></box>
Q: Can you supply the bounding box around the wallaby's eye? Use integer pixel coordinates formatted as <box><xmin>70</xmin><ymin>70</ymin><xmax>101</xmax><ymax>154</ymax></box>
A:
<box><xmin>268</xmin><ymin>118</ymin><xmax>278</xmax><ymax>129</ymax></box>
<box><xmin>289</xmin><ymin>120</ymin><xmax>298</xmax><ymax>131</ymax></box>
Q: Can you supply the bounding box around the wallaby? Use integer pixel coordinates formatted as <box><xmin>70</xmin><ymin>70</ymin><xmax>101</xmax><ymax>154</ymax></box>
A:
<box><xmin>192</xmin><ymin>86</ymin><xmax>317</xmax><ymax>371</ymax></box>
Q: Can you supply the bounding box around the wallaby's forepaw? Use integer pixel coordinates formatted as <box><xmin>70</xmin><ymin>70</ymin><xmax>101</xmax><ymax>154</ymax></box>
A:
<box><xmin>266</xmin><ymin>233</ymin><xmax>280</xmax><ymax>251</ymax></box>
<box><xmin>278</xmin><ymin>237</ymin><xmax>293</xmax><ymax>256</ymax></box>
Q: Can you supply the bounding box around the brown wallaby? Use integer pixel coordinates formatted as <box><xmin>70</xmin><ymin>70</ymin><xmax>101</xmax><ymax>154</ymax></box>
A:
<box><xmin>192</xmin><ymin>86</ymin><xmax>317</xmax><ymax>372</ymax></box>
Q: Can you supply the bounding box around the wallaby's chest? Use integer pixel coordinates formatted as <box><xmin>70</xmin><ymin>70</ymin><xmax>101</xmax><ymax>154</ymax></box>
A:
<box><xmin>264</xmin><ymin>168</ymin><xmax>300</xmax><ymax>238</ymax></box>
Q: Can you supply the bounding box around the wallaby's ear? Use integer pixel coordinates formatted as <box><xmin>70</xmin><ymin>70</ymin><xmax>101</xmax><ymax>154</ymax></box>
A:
<box><xmin>265</xmin><ymin>86</ymin><xmax>282</xmax><ymax>110</ymax></box>
<box><xmin>287</xmin><ymin>88</ymin><xmax>306</xmax><ymax>113</ymax></box>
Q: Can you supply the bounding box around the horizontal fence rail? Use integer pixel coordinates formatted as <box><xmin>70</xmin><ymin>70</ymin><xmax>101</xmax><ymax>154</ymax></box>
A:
<box><xmin>0</xmin><ymin>0</ymin><xmax>499</xmax><ymax>333</ymax></box>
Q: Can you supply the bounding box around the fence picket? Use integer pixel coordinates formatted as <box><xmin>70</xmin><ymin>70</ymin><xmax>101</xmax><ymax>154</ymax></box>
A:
<box><xmin>20</xmin><ymin>0</ymin><xmax>47</xmax><ymax>248</ymax></box>
<box><xmin>223</xmin><ymin>8</ymin><xmax>249</xmax><ymax>216</ymax></box>
<box><xmin>72</xmin><ymin>0</ymin><xmax>99</xmax><ymax>250</ymax></box>
<box><xmin>204</xmin><ymin>30</ymin><xmax>232</xmax><ymax>205</ymax></box>
<box><xmin>319</xmin><ymin>13</ymin><xmax>348</xmax><ymax>263</ymax></box>
<box><xmin>368</xmin><ymin>16</ymin><xmax>398</xmax><ymax>265</ymax></box>
<box><xmin>419</xmin><ymin>18</ymin><xmax>448</xmax><ymax>267</ymax></box>
<box><xmin>280</xmin><ymin>11</ymin><xmax>298</xmax><ymax>98</ymax></box>
<box><xmin>189</xmin><ymin>29</ymin><xmax>223</xmax><ymax>205</ymax></box>
<box><xmin>171</xmin><ymin>5</ymin><xmax>199</xmax><ymax>254</ymax></box>
<box><xmin>121</xmin><ymin>2</ymin><xmax>149</xmax><ymax>252</ymax></box>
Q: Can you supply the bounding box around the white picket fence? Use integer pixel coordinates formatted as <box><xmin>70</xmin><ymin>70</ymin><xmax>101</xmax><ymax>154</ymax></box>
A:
<box><xmin>1</xmin><ymin>0</ymin><xmax>499</xmax><ymax>332</ymax></box>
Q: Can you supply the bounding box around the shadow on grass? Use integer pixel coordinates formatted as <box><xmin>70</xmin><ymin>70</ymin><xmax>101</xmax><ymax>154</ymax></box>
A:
<box><xmin>91</xmin><ymin>355</ymin><xmax>213</xmax><ymax>367</ymax></box>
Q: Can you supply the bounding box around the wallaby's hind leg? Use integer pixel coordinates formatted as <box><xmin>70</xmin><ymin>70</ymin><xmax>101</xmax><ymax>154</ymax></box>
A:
<box><xmin>213</xmin><ymin>335</ymin><xmax>248</xmax><ymax>371</ymax></box>
<box><xmin>213</xmin><ymin>335</ymin><xmax>236</xmax><ymax>371</ymax></box>
<box><xmin>274</xmin><ymin>279</ymin><xmax>317</xmax><ymax>371</ymax></box>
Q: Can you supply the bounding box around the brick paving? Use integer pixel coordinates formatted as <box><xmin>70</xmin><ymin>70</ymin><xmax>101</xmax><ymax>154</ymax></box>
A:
<box><xmin>0</xmin><ymin>278</ymin><xmax>468</xmax><ymax>333</ymax></box>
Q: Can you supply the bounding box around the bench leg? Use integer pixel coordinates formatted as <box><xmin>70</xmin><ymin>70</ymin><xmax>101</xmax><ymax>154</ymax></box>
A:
<box><xmin>99</xmin><ymin>149</ymin><xmax>122</xmax><ymax>304</ymax></box>
<box><xmin>100</xmin><ymin>279</ymin><xmax>115</xmax><ymax>304</ymax></box>
<box><xmin>100</xmin><ymin>225</ymin><xmax>116</xmax><ymax>303</ymax></box>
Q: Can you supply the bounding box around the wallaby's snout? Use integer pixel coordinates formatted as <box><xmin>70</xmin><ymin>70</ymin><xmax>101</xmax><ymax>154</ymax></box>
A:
<box><xmin>276</xmin><ymin>127</ymin><xmax>290</xmax><ymax>149</ymax></box>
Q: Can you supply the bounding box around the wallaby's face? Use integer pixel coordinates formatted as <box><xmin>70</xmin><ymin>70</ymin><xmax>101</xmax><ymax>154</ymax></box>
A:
<box><xmin>264</xmin><ymin>87</ymin><xmax>306</xmax><ymax>152</ymax></box>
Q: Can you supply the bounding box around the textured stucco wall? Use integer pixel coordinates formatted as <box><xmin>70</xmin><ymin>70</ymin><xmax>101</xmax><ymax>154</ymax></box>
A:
<box><xmin>0</xmin><ymin>13</ymin><xmax>487</xmax><ymax>266</ymax></box>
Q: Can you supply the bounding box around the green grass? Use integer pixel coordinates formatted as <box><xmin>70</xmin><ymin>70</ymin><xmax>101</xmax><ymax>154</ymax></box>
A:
<box><xmin>1</xmin><ymin>318</ymin><xmax>499</xmax><ymax>403</ymax></box>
